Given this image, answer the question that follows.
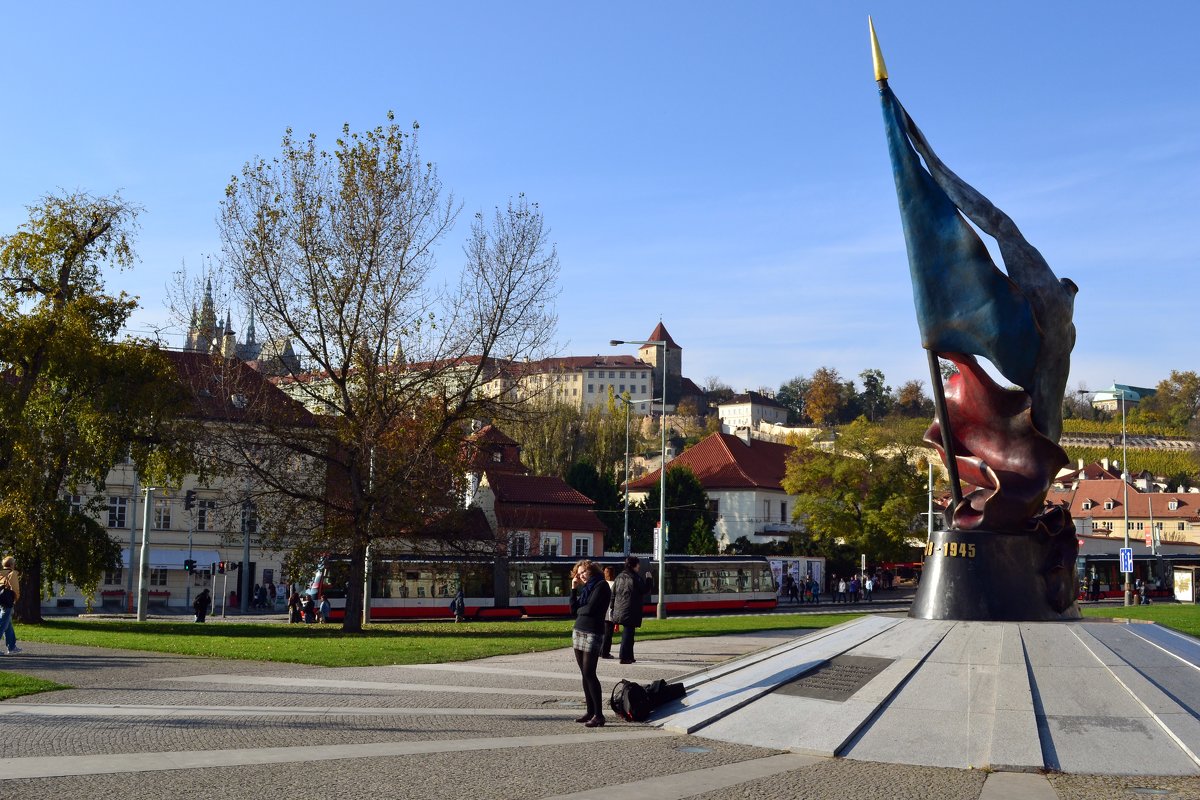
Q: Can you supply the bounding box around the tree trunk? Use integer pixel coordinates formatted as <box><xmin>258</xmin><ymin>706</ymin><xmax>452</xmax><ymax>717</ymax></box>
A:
<box><xmin>341</xmin><ymin>535</ymin><xmax>366</xmax><ymax>633</ymax></box>
<box><xmin>15</xmin><ymin>554</ymin><xmax>44</xmax><ymax>625</ymax></box>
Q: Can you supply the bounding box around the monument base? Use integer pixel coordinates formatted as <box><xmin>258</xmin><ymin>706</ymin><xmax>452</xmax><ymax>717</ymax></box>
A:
<box><xmin>909</xmin><ymin>528</ymin><xmax>1080</xmax><ymax>621</ymax></box>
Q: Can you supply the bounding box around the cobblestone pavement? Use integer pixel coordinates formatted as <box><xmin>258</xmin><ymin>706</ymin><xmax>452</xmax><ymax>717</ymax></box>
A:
<box><xmin>2</xmin><ymin>629</ymin><xmax>1198</xmax><ymax>799</ymax></box>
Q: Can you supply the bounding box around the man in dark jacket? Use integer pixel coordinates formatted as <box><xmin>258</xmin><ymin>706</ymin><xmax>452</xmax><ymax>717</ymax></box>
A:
<box><xmin>611</xmin><ymin>555</ymin><xmax>645</xmax><ymax>664</ymax></box>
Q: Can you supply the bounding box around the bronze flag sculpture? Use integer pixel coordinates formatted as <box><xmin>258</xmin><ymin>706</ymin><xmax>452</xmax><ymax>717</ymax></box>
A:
<box><xmin>872</xmin><ymin>19</ymin><xmax>1080</xmax><ymax>619</ymax></box>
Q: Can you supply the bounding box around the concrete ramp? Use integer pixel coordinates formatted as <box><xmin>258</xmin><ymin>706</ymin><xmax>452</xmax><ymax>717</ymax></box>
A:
<box><xmin>651</xmin><ymin>617</ymin><xmax>1200</xmax><ymax>776</ymax></box>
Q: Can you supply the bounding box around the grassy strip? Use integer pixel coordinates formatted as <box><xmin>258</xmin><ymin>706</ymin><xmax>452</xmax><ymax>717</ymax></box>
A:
<box><xmin>17</xmin><ymin>613</ymin><xmax>864</xmax><ymax>668</ymax></box>
<box><xmin>0</xmin><ymin>671</ymin><xmax>70</xmax><ymax>700</ymax></box>
<box><xmin>1082</xmin><ymin>603</ymin><xmax>1200</xmax><ymax>637</ymax></box>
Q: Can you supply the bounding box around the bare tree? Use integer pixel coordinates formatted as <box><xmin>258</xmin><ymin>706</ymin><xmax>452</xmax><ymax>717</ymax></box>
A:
<box><xmin>211</xmin><ymin>115</ymin><xmax>559</xmax><ymax>631</ymax></box>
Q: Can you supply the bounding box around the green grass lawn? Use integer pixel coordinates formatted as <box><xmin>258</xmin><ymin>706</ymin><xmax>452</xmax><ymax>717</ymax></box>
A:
<box><xmin>1082</xmin><ymin>603</ymin><xmax>1200</xmax><ymax>637</ymax></box>
<box><xmin>16</xmin><ymin>612</ymin><xmax>866</xmax><ymax>668</ymax></box>
<box><xmin>0</xmin><ymin>671</ymin><xmax>69</xmax><ymax>700</ymax></box>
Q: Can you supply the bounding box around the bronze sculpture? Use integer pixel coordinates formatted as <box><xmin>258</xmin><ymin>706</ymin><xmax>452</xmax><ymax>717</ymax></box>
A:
<box><xmin>871</xmin><ymin>19</ymin><xmax>1080</xmax><ymax>619</ymax></box>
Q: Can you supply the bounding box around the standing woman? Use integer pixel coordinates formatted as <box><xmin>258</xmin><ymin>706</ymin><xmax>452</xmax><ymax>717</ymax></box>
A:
<box><xmin>569</xmin><ymin>560</ymin><xmax>611</xmax><ymax>728</ymax></box>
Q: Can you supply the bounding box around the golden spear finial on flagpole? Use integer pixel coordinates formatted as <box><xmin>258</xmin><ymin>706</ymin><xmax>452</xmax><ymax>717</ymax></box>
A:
<box><xmin>869</xmin><ymin>16</ymin><xmax>888</xmax><ymax>82</ymax></box>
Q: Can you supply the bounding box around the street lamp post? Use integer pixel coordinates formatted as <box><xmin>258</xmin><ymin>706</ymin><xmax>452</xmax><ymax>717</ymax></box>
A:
<box><xmin>611</xmin><ymin>338</ymin><xmax>668</xmax><ymax>620</ymax></box>
<box><xmin>1119</xmin><ymin>388</ymin><xmax>1132</xmax><ymax>607</ymax></box>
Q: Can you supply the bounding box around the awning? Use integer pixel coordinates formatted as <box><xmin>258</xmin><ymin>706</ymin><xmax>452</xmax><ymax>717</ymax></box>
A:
<box><xmin>119</xmin><ymin>549</ymin><xmax>223</xmax><ymax>569</ymax></box>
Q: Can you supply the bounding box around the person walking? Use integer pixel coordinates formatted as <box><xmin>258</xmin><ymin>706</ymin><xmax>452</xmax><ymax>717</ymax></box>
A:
<box><xmin>451</xmin><ymin>588</ymin><xmax>465</xmax><ymax>623</ymax></box>
<box><xmin>192</xmin><ymin>588</ymin><xmax>212</xmax><ymax>623</ymax></box>
<box><xmin>318</xmin><ymin>595</ymin><xmax>331</xmax><ymax>623</ymax></box>
<box><xmin>0</xmin><ymin>555</ymin><xmax>21</xmax><ymax>654</ymax></box>
<box><xmin>569</xmin><ymin>560</ymin><xmax>611</xmax><ymax>728</ymax></box>
<box><xmin>287</xmin><ymin>590</ymin><xmax>302</xmax><ymax>623</ymax></box>
<box><xmin>864</xmin><ymin>574</ymin><xmax>874</xmax><ymax>603</ymax></box>
<box><xmin>611</xmin><ymin>555</ymin><xmax>645</xmax><ymax>665</ymax></box>
<box><xmin>601</xmin><ymin>566</ymin><xmax>617</xmax><ymax>659</ymax></box>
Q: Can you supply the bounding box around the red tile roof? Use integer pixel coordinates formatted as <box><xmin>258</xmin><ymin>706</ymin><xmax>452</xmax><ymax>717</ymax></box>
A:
<box><xmin>645</xmin><ymin>322</ymin><xmax>680</xmax><ymax>349</ymax></box>
<box><xmin>487</xmin><ymin>472</ymin><xmax>596</xmax><ymax>505</ymax></box>
<box><xmin>626</xmin><ymin>432</ymin><xmax>793</xmax><ymax>492</ymax></box>
<box><xmin>495</xmin><ymin>504</ymin><xmax>607</xmax><ymax>533</ymax></box>
<box><xmin>165</xmin><ymin>350</ymin><xmax>315</xmax><ymax>426</ymax></box>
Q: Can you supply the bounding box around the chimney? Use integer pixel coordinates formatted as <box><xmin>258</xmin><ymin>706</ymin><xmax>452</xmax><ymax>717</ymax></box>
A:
<box><xmin>1101</xmin><ymin>457</ymin><xmax>1109</xmax><ymax>471</ymax></box>
<box><xmin>736</xmin><ymin>426</ymin><xmax>751</xmax><ymax>446</ymax></box>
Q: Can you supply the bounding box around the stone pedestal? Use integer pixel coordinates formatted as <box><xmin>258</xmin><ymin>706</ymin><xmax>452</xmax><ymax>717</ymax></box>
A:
<box><xmin>909</xmin><ymin>528</ymin><xmax>1080</xmax><ymax>621</ymax></box>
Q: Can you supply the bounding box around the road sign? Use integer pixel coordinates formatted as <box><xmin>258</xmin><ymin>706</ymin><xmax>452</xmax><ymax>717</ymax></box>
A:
<box><xmin>1120</xmin><ymin>547</ymin><xmax>1134</xmax><ymax>574</ymax></box>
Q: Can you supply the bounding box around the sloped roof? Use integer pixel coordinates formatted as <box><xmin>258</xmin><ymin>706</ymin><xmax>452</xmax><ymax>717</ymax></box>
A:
<box><xmin>1058</xmin><ymin>461</ymin><xmax>1123</xmax><ymax>483</ymax></box>
<box><xmin>164</xmin><ymin>350</ymin><xmax>315</xmax><ymax>427</ymax></box>
<box><xmin>1064</xmin><ymin>482</ymin><xmax>1199</xmax><ymax>520</ymax></box>
<box><xmin>719</xmin><ymin>390</ymin><xmax>786</xmax><ymax>410</ymax></box>
<box><xmin>626</xmin><ymin>431</ymin><xmax>793</xmax><ymax>492</ymax></box>
<box><xmin>644</xmin><ymin>322</ymin><xmax>680</xmax><ymax>349</ymax></box>
<box><xmin>495</xmin><ymin>504</ymin><xmax>608</xmax><ymax>533</ymax></box>
<box><xmin>487</xmin><ymin>472</ymin><xmax>596</xmax><ymax>505</ymax></box>
<box><xmin>470</xmin><ymin>424</ymin><xmax>518</xmax><ymax>446</ymax></box>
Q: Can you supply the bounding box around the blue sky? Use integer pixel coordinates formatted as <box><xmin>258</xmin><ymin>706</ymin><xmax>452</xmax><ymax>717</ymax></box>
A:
<box><xmin>2</xmin><ymin>2</ymin><xmax>1196</xmax><ymax>397</ymax></box>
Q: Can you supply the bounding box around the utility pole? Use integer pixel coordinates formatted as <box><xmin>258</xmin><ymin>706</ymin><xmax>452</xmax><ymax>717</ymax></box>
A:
<box><xmin>136</xmin><ymin>487</ymin><xmax>156</xmax><ymax>621</ymax></box>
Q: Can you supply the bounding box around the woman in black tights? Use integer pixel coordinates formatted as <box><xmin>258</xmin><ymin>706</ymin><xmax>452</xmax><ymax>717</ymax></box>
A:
<box><xmin>569</xmin><ymin>560</ymin><xmax>612</xmax><ymax>728</ymax></box>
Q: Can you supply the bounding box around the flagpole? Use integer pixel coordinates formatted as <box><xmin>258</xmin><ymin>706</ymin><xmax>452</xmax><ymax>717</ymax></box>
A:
<box><xmin>872</xmin><ymin>17</ymin><xmax>962</xmax><ymax>528</ymax></box>
<box><xmin>926</xmin><ymin>351</ymin><xmax>963</xmax><ymax>524</ymax></box>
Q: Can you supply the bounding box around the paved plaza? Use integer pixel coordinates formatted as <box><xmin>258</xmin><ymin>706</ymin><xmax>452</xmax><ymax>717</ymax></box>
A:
<box><xmin>2</xmin><ymin>624</ymin><xmax>1199</xmax><ymax>799</ymax></box>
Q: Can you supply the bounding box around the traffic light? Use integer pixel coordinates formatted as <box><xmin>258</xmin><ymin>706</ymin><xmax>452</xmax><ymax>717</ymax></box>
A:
<box><xmin>184</xmin><ymin>490</ymin><xmax>197</xmax><ymax>510</ymax></box>
<box><xmin>227</xmin><ymin>561</ymin><xmax>241</xmax><ymax>572</ymax></box>
<box><xmin>184</xmin><ymin>559</ymin><xmax>196</xmax><ymax>573</ymax></box>
<box><xmin>217</xmin><ymin>561</ymin><xmax>225</xmax><ymax>574</ymax></box>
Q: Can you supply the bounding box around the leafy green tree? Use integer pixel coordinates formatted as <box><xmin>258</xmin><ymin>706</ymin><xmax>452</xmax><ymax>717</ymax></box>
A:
<box><xmin>565</xmin><ymin>460</ymin><xmax>622</xmax><ymax>551</ymax></box>
<box><xmin>0</xmin><ymin>192</ymin><xmax>194</xmax><ymax>622</ymax></box>
<box><xmin>776</xmin><ymin>375</ymin><xmax>811</xmax><ymax>424</ymax></box>
<box><xmin>1132</xmin><ymin>371</ymin><xmax>1200</xmax><ymax>430</ymax></box>
<box><xmin>637</xmin><ymin>465</ymin><xmax>715</xmax><ymax>555</ymax></box>
<box><xmin>782</xmin><ymin>417</ymin><xmax>926</xmax><ymax>563</ymax></box>
<box><xmin>858</xmin><ymin>369</ymin><xmax>893</xmax><ymax>422</ymax></box>
<box><xmin>686</xmin><ymin>516</ymin><xmax>718</xmax><ymax>554</ymax></box>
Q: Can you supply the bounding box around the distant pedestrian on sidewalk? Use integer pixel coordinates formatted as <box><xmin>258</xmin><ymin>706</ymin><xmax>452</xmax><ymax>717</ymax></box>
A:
<box><xmin>612</xmin><ymin>555</ymin><xmax>646</xmax><ymax>665</ymax></box>
<box><xmin>319</xmin><ymin>595</ymin><xmax>331</xmax><ymax>623</ymax></box>
<box><xmin>864</xmin><ymin>575</ymin><xmax>874</xmax><ymax>603</ymax></box>
<box><xmin>288</xmin><ymin>591</ymin><xmax>302</xmax><ymax>623</ymax></box>
<box><xmin>0</xmin><ymin>555</ymin><xmax>21</xmax><ymax>654</ymax></box>
<box><xmin>192</xmin><ymin>588</ymin><xmax>212</xmax><ymax>623</ymax></box>
<box><xmin>601</xmin><ymin>566</ymin><xmax>617</xmax><ymax>659</ymax></box>
<box><xmin>569</xmin><ymin>560</ymin><xmax>611</xmax><ymax>728</ymax></box>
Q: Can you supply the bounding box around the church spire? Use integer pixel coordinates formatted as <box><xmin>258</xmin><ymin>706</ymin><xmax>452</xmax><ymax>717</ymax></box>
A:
<box><xmin>245</xmin><ymin>307</ymin><xmax>257</xmax><ymax>345</ymax></box>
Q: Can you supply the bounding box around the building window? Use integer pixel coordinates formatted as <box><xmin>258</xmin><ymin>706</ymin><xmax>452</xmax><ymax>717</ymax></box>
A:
<box><xmin>588</xmin><ymin>371</ymin><xmax>594</xmax><ymax>378</ymax></box>
<box><xmin>1104</xmin><ymin>500</ymin><xmax>1114</xmax><ymax>510</ymax></box>
<box><xmin>1135</xmin><ymin>522</ymin><xmax>1144</xmax><ymax>530</ymax></box>
<box><xmin>1179</xmin><ymin>522</ymin><xmax>1187</xmax><ymax>531</ymax></box>
<box><xmin>574</xmin><ymin>536</ymin><xmax>591</xmax><ymax>557</ymax></box>
<box><xmin>1169</xmin><ymin>500</ymin><xmax>1179</xmax><ymax>511</ymax></box>
<box><xmin>104</xmin><ymin>568</ymin><xmax>123</xmax><ymax>586</ymax></box>
<box><xmin>510</xmin><ymin>532</ymin><xmax>529</xmax><ymax>557</ymax></box>
<box><xmin>588</xmin><ymin>384</ymin><xmax>594</xmax><ymax>393</ymax></box>
<box><xmin>708</xmin><ymin>499</ymin><xmax>719</xmax><ymax>516</ymax></box>
<box><xmin>107</xmin><ymin>496</ymin><xmax>128</xmax><ymax>528</ymax></box>
<box><xmin>619</xmin><ymin>371</ymin><xmax>626</xmax><ymax>378</ymax></box>
<box><xmin>619</xmin><ymin>384</ymin><xmax>625</xmax><ymax>393</ymax></box>
<box><xmin>780</xmin><ymin>501</ymin><xmax>788</xmax><ymax>522</ymax></box>
<box><xmin>197</xmin><ymin>500</ymin><xmax>217</xmax><ymax>532</ymax></box>
<box><xmin>492</xmin><ymin>451</ymin><xmax>502</xmax><ymax>462</ymax></box>
<box><xmin>67</xmin><ymin>494</ymin><xmax>84</xmax><ymax>515</ymax></box>
<box><xmin>541</xmin><ymin>533</ymin><xmax>561</xmax><ymax>557</ymax></box>
<box><xmin>1081</xmin><ymin>500</ymin><xmax>1092</xmax><ymax>510</ymax></box>
<box><xmin>608</xmin><ymin>371</ymin><xmax>615</xmax><ymax>378</ymax></box>
<box><xmin>763</xmin><ymin>500</ymin><xmax>771</xmax><ymax>520</ymax></box>
<box><xmin>149</xmin><ymin>568</ymin><xmax>168</xmax><ymax>587</ymax></box>
<box><xmin>154</xmin><ymin>499</ymin><xmax>172</xmax><ymax>530</ymax></box>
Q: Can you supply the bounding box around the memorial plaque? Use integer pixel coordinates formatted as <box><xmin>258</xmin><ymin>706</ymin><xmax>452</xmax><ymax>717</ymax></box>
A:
<box><xmin>773</xmin><ymin>654</ymin><xmax>893</xmax><ymax>702</ymax></box>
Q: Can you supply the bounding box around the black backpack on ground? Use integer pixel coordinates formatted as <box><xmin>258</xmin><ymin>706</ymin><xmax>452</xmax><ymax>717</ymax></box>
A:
<box><xmin>609</xmin><ymin>679</ymin><xmax>652</xmax><ymax>721</ymax></box>
<box><xmin>644</xmin><ymin>678</ymin><xmax>687</xmax><ymax>707</ymax></box>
